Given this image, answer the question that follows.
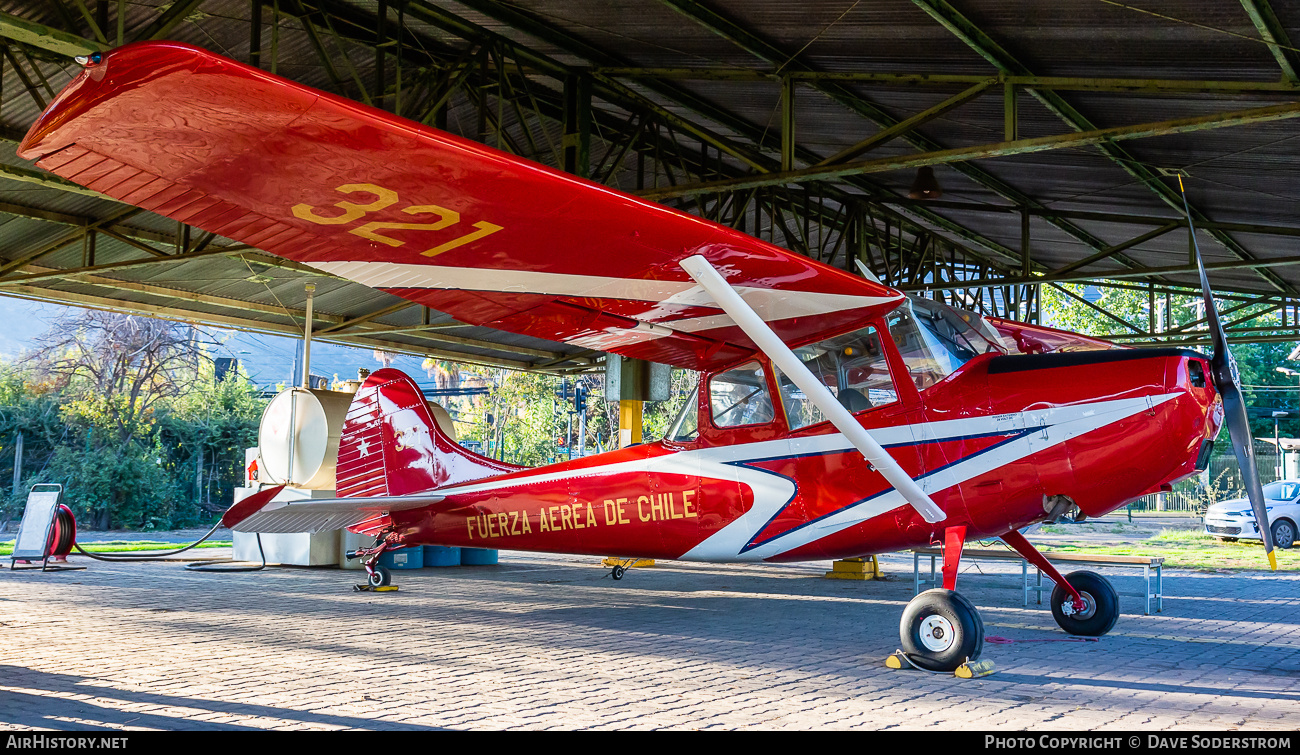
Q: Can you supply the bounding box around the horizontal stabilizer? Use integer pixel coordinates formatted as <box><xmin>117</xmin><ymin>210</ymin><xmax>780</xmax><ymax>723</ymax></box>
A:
<box><xmin>225</xmin><ymin>489</ymin><xmax>441</xmax><ymax>534</ymax></box>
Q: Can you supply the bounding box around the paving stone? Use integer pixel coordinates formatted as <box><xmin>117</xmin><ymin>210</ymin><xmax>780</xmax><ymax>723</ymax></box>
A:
<box><xmin>0</xmin><ymin>551</ymin><xmax>1296</xmax><ymax>729</ymax></box>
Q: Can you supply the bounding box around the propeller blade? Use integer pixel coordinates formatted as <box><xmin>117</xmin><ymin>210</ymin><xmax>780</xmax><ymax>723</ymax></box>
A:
<box><xmin>1181</xmin><ymin>176</ymin><xmax>1276</xmax><ymax>570</ymax></box>
<box><xmin>1220</xmin><ymin>379</ymin><xmax>1276</xmax><ymax>568</ymax></box>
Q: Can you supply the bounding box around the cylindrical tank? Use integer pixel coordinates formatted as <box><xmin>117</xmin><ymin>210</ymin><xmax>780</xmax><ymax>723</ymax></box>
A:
<box><xmin>429</xmin><ymin>401</ymin><xmax>457</xmax><ymax>442</ymax></box>
<box><xmin>258</xmin><ymin>388</ymin><xmax>352</xmax><ymax>489</ymax></box>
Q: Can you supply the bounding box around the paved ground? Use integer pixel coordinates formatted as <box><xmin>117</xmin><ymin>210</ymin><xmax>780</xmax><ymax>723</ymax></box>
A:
<box><xmin>1</xmin><ymin>550</ymin><xmax>1297</xmax><ymax>731</ymax></box>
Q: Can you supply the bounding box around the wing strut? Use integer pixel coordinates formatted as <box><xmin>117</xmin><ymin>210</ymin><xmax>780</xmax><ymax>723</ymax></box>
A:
<box><xmin>679</xmin><ymin>255</ymin><xmax>947</xmax><ymax>524</ymax></box>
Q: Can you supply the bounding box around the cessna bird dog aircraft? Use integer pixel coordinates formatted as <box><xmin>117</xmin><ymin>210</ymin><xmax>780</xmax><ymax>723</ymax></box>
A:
<box><xmin>19</xmin><ymin>42</ymin><xmax>1277</xmax><ymax>671</ymax></box>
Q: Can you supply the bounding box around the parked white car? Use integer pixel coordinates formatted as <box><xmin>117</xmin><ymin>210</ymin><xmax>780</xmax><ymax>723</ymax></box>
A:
<box><xmin>1203</xmin><ymin>480</ymin><xmax>1299</xmax><ymax>549</ymax></box>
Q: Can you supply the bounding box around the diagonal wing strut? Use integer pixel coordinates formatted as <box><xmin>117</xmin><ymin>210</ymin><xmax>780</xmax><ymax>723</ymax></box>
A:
<box><xmin>679</xmin><ymin>255</ymin><xmax>947</xmax><ymax>524</ymax></box>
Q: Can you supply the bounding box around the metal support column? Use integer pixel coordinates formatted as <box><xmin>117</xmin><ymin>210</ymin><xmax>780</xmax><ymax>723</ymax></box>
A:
<box><xmin>563</xmin><ymin>73</ymin><xmax>592</xmax><ymax>178</ymax></box>
<box><xmin>1003</xmin><ymin>80</ymin><xmax>1017</xmax><ymax>140</ymax></box>
<box><xmin>781</xmin><ymin>74</ymin><xmax>796</xmax><ymax>171</ymax></box>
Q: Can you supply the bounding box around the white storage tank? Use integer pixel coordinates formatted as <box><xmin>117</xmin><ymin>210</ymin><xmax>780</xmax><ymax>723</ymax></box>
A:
<box><xmin>257</xmin><ymin>388</ymin><xmax>352</xmax><ymax>489</ymax></box>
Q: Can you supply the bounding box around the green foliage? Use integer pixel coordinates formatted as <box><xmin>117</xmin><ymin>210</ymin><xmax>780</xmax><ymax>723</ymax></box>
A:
<box><xmin>451</xmin><ymin>367</ymin><xmax>571</xmax><ymax>466</ymax></box>
<box><xmin>643</xmin><ymin>369</ymin><xmax>699</xmax><ymax>441</ymax></box>
<box><xmin>0</xmin><ymin>539</ymin><xmax>232</xmax><ymax>556</ymax></box>
<box><xmin>0</xmin><ymin>364</ymin><xmax>264</xmax><ymax>531</ymax></box>
<box><xmin>450</xmin><ymin>365</ymin><xmax>698</xmax><ymax>466</ymax></box>
<box><xmin>0</xmin><ymin>314</ymin><xmax>265</xmax><ymax>531</ymax></box>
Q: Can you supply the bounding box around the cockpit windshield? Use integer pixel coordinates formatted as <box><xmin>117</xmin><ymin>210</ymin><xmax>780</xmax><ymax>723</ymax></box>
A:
<box><xmin>885</xmin><ymin>297</ymin><xmax>1005</xmax><ymax>391</ymax></box>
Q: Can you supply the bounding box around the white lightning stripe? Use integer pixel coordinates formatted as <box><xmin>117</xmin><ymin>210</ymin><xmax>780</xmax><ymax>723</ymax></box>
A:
<box><xmin>305</xmin><ymin>261</ymin><xmax>896</xmax><ymax>329</ymax></box>
<box><xmin>717</xmin><ymin>392</ymin><xmax>1177</xmax><ymax>561</ymax></box>
<box><xmin>436</xmin><ymin>394</ymin><xmax>1176</xmax><ymax>560</ymax></box>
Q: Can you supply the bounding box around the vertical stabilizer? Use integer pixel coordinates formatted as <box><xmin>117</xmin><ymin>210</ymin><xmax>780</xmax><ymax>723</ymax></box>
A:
<box><xmin>336</xmin><ymin>369</ymin><xmax>521</xmax><ymax>499</ymax></box>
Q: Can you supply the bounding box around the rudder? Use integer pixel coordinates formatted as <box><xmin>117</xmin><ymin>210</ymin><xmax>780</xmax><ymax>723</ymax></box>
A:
<box><xmin>336</xmin><ymin>368</ymin><xmax>520</xmax><ymax>499</ymax></box>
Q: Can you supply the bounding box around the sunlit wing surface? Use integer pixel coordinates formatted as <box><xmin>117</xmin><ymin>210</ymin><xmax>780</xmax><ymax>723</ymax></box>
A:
<box><xmin>19</xmin><ymin>42</ymin><xmax>904</xmax><ymax>371</ymax></box>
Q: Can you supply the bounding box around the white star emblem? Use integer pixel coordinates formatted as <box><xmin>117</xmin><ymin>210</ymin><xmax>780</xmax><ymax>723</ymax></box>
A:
<box><xmin>358</xmin><ymin>438</ymin><xmax>371</xmax><ymax>457</ymax></box>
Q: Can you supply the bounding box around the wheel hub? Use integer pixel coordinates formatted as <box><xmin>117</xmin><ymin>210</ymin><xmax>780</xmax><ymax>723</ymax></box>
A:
<box><xmin>1061</xmin><ymin>590</ymin><xmax>1096</xmax><ymax>620</ymax></box>
<box><xmin>918</xmin><ymin>615</ymin><xmax>957</xmax><ymax>652</ymax></box>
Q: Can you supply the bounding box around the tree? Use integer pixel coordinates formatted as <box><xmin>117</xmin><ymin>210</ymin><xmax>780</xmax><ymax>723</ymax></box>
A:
<box><xmin>0</xmin><ymin>312</ymin><xmax>266</xmax><ymax>530</ymax></box>
<box><xmin>31</xmin><ymin>311</ymin><xmax>202</xmax><ymax>448</ymax></box>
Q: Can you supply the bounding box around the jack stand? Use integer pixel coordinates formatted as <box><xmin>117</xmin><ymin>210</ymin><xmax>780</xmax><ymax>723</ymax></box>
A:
<box><xmin>601</xmin><ymin>556</ymin><xmax>654</xmax><ymax>568</ymax></box>
<box><xmin>603</xmin><ymin>556</ymin><xmax>652</xmax><ymax>580</ymax></box>
<box><xmin>1001</xmin><ymin>529</ymin><xmax>1085</xmax><ymax>612</ymax></box>
<box><xmin>824</xmin><ymin>556</ymin><xmax>881</xmax><ymax>580</ymax></box>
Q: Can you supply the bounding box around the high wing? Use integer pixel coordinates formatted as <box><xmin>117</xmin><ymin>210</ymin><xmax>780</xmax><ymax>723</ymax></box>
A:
<box><xmin>19</xmin><ymin>42</ymin><xmax>903</xmax><ymax>371</ymax></box>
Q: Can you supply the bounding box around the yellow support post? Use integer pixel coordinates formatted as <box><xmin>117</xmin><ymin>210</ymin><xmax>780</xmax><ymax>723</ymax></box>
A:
<box><xmin>619</xmin><ymin>399</ymin><xmax>643</xmax><ymax>448</ymax></box>
<box><xmin>824</xmin><ymin>555</ymin><xmax>880</xmax><ymax>580</ymax></box>
<box><xmin>607</xmin><ymin>400</ymin><xmax>648</xmax><ymax>570</ymax></box>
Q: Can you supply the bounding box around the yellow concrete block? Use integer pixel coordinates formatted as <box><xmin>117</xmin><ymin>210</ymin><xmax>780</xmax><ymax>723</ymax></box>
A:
<box><xmin>601</xmin><ymin>557</ymin><xmax>656</xmax><ymax>568</ymax></box>
<box><xmin>824</xmin><ymin>571</ymin><xmax>872</xmax><ymax>580</ymax></box>
<box><xmin>832</xmin><ymin>560</ymin><xmax>873</xmax><ymax>573</ymax></box>
<box><xmin>824</xmin><ymin>556</ymin><xmax>880</xmax><ymax>580</ymax></box>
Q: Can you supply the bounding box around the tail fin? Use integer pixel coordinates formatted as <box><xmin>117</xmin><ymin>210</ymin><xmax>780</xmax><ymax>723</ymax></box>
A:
<box><xmin>336</xmin><ymin>368</ymin><xmax>521</xmax><ymax>499</ymax></box>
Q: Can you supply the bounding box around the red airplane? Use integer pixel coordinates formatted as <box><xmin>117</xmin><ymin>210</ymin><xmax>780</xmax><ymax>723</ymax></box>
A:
<box><xmin>20</xmin><ymin>42</ymin><xmax>1276</xmax><ymax>672</ymax></box>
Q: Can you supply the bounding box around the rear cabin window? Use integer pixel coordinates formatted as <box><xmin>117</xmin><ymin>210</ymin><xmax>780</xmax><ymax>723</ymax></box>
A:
<box><xmin>667</xmin><ymin>383</ymin><xmax>700</xmax><ymax>441</ymax></box>
<box><xmin>709</xmin><ymin>361</ymin><xmax>775</xmax><ymax>428</ymax></box>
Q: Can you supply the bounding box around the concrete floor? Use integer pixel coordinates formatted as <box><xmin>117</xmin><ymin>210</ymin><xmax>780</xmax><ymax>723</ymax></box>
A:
<box><xmin>1</xmin><ymin>550</ymin><xmax>1297</xmax><ymax>730</ymax></box>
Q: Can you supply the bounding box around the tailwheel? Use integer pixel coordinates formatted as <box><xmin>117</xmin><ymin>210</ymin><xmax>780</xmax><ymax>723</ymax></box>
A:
<box><xmin>611</xmin><ymin>565</ymin><xmax>625</xmax><ymax>580</ymax></box>
<box><xmin>899</xmin><ymin>589</ymin><xmax>984</xmax><ymax>672</ymax></box>
<box><xmin>1050</xmin><ymin>570</ymin><xmax>1119</xmax><ymax>637</ymax></box>
<box><xmin>367</xmin><ymin>565</ymin><xmax>392</xmax><ymax>588</ymax></box>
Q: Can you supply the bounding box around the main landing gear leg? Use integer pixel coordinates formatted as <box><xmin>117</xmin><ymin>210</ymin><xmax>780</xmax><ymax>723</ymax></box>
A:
<box><xmin>1001</xmin><ymin>529</ymin><xmax>1119</xmax><ymax>637</ymax></box>
<box><xmin>899</xmin><ymin>525</ymin><xmax>985</xmax><ymax>672</ymax></box>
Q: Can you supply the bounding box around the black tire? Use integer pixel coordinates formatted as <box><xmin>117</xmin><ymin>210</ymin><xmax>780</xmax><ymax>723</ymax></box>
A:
<box><xmin>611</xmin><ymin>565</ymin><xmax>625</xmax><ymax>580</ymax></box>
<box><xmin>368</xmin><ymin>565</ymin><xmax>392</xmax><ymax>588</ymax></box>
<box><xmin>1051</xmin><ymin>570</ymin><xmax>1119</xmax><ymax>637</ymax></box>
<box><xmin>1272</xmin><ymin>519</ymin><xmax>1296</xmax><ymax>550</ymax></box>
<box><xmin>899</xmin><ymin>589</ymin><xmax>984</xmax><ymax>672</ymax></box>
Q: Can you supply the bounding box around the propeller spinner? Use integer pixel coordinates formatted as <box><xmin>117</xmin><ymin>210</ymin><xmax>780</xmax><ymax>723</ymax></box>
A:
<box><xmin>1181</xmin><ymin>177</ymin><xmax>1278</xmax><ymax>571</ymax></box>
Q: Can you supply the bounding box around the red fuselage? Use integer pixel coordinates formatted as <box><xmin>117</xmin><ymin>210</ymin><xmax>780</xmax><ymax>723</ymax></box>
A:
<box><xmin>354</xmin><ymin>339</ymin><xmax>1220</xmax><ymax>563</ymax></box>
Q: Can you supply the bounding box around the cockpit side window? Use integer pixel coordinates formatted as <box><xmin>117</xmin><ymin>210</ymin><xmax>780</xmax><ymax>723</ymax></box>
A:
<box><xmin>774</xmin><ymin>325</ymin><xmax>898</xmax><ymax>430</ymax></box>
<box><xmin>709</xmin><ymin>361</ymin><xmax>775</xmax><ymax>428</ymax></box>
<box><xmin>886</xmin><ymin>297</ymin><xmax>1003</xmax><ymax>392</ymax></box>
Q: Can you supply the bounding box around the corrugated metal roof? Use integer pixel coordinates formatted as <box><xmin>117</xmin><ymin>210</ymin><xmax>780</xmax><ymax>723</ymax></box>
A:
<box><xmin>0</xmin><ymin>0</ymin><xmax>1296</xmax><ymax>359</ymax></box>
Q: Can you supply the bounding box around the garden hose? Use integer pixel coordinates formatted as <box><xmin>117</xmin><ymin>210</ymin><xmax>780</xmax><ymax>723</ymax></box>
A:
<box><xmin>184</xmin><ymin>533</ymin><xmax>266</xmax><ymax>572</ymax></box>
<box><xmin>71</xmin><ymin>519</ymin><xmax>266</xmax><ymax>572</ymax></box>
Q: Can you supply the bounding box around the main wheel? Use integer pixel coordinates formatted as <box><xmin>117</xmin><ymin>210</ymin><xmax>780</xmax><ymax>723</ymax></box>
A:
<box><xmin>1272</xmin><ymin>519</ymin><xmax>1296</xmax><ymax>550</ymax></box>
<box><xmin>367</xmin><ymin>565</ymin><xmax>392</xmax><ymax>588</ymax></box>
<box><xmin>1051</xmin><ymin>570</ymin><xmax>1119</xmax><ymax>637</ymax></box>
<box><xmin>899</xmin><ymin>589</ymin><xmax>984</xmax><ymax>672</ymax></box>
